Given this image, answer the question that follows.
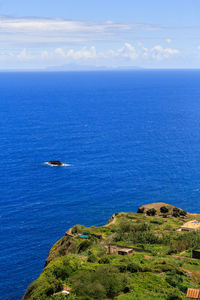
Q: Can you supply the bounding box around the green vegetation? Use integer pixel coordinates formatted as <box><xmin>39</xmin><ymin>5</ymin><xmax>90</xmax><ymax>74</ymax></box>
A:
<box><xmin>160</xmin><ymin>206</ymin><xmax>169</xmax><ymax>214</ymax></box>
<box><xmin>23</xmin><ymin>203</ymin><xmax>200</xmax><ymax>300</ymax></box>
<box><xmin>146</xmin><ymin>208</ymin><xmax>157</xmax><ymax>216</ymax></box>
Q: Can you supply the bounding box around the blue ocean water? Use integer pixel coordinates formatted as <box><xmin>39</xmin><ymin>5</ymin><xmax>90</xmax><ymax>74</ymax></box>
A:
<box><xmin>1</xmin><ymin>70</ymin><xmax>200</xmax><ymax>299</ymax></box>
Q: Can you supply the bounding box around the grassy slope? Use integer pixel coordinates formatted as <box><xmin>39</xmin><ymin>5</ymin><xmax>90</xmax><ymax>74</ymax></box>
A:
<box><xmin>23</xmin><ymin>203</ymin><xmax>200</xmax><ymax>300</ymax></box>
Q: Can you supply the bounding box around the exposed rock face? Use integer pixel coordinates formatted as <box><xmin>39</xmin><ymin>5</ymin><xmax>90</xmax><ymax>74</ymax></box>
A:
<box><xmin>48</xmin><ymin>160</ymin><xmax>63</xmax><ymax>166</ymax></box>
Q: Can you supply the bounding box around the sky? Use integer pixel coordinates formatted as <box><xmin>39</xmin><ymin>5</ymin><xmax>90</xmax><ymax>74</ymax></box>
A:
<box><xmin>0</xmin><ymin>0</ymin><xmax>200</xmax><ymax>70</ymax></box>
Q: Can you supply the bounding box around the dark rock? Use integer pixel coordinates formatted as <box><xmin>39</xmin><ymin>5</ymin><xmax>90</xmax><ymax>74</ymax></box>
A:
<box><xmin>48</xmin><ymin>160</ymin><xmax>63</xmax><ymax>166</ymax></box>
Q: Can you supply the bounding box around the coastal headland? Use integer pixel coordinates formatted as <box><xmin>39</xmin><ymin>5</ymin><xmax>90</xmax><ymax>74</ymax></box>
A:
<box><xmin>24</xmin><ymin>202</ymin><xmax>200</xmax><ymax>299</ymax></box>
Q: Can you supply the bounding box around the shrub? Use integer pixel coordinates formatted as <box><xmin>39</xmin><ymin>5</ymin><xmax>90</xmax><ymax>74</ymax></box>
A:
<box><xmin>71</xmin><ymin>225</ymin><xmax>84</xmax><ymax>234</ymax></box>
<box><xmin>168</xmin><ymin>231</ymin><xmax>200</xmax><ymax>253</ymax></box>
<box><xmin>150</xmin><ymin>219</ymin><xmax>163</xmax><ymax>225</ymax></box>
<box><xmin>127</xmin><ymin>262</ymin><xmax>142</xmax><ymax>273</ymax></box>
<box><xmin>99</xmin><ymin>256</ymin><xmax>111</xmax><ymax>264</ymax></box>
<box><xmin>166</xmin><ymin>272</ymin><xmax>187</xmax><ymax>293</ymax></box>
<box><xmin>180</xmin><ymin>210</ymin><xmax>187</xmax><ymax>216</ymax></box>
<box><xmin>155</xmin><ymin>263</ymin><xmax>174</xmax><ymax>273</ymax></box>
<box><xmin>88</xmin><ymin>253</ymin><xmax>98</xmax><ymax>263</ymax></box>
<box><xmin>146</xmin><ymin>208</ymin><xmax>157</xmax><ymax>216</ymax></box>
<box><xmin>123</xmin><ymin>286</ymin><xmax>130</xmax><ymax>293</ymax></box>
<box><xmin>172</xmin><ymin>207</ymin><xmax>180</xmax><ymax>217</ymax></box>
<box><xmin>160</xmin><ymin>206</ymin><xmax>169</xmax><ymax>214</ymax></box>
<box><xmin>53</xmin><ymin>265</ymin><xmax>72</xmax><ymax>280</ymax></box>
<box><xmin>167</xmin><ymin>290</ymin><xmax>182</xmax><ymax>300</ymax></box>
<box><xmin>137</xmin><ymin>207</ymin><xmax>144</xmax><ymax>213</ymax></box>
<box><xmin>117</xmin><ymin>263</ymin><xmax>127</xmax><ymax>273</ymax></box>
<box><xmin>71</xmin><ymin>266</ymin><xmax>128</xmax><ymax>299</ymax></box>
<box><xmin>51</xmin><ymin>294</ymin><xmax>67</xmax><ymax>299</ymax></box>
<box><xmin>78</xmin><ymin>240</ymin><xmax>92</xmax><ymax>253</ymax></box>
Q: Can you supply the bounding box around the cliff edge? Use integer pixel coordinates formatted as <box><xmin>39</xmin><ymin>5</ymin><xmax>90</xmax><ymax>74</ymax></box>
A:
<box><xmin>24</xmin><ymin>203</ymin><xmax>200</xmax><ymax>300</ymax></box>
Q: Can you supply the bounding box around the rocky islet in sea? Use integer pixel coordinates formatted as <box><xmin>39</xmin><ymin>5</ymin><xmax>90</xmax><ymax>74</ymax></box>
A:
<box><xmin>48</xmin><ymin>160</ymin><xmax>63</xmax><ymax>166</ymax></box>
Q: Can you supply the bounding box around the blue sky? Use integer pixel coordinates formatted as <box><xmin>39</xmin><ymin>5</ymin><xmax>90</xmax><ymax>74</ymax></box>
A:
<box><xmin>0</xmin><ymin>0</ymin><xmax>200</xmax><ymax>69</ymax></box>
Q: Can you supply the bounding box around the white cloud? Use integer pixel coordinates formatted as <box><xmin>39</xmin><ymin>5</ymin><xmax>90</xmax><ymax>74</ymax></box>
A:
<box><xmin>54</xmin><ymin>48</ymin><xmax>66</xmax><ymax>57</ymax></box>
<box><xmin>166</xmin><ymin>38</ymin><xmax>172</xmax><ymax>44</ymax></box>
<box><xmin>142</xmin><ymin>47</ymin><xmax>149</xmax><ymax>58</ymax></box>
<box><xmin>117</xmin><ymin>43</ymin><xmax>138</xmax><ymax>60</ymax></box>
<box><xmin>16</xmin><ymin>48</ymin><xmax>33</xmax><ymax>61</ymax></box>
<box><xmin>0</xmin><ymin>15</ymin><xmax>161</xmax><ymax>47</ymax></box>
<box><xmin>40</xmin><ymin>50</ymin><xmax>49</xmax><ymax>59</ymax></box>
<box><xmin>54</xmin><ymin>46</ymin><xmax>97</xmax><ymax>60</ymax></box>
<box><xmin>151</xmin><ymin>45</ymin><xmax>179</xmax><ymax>60</ymax></box>
<box><xmin>0</xmin><ymin>43</ymin><xmax>181</xmax><ymax>69</ymax></box>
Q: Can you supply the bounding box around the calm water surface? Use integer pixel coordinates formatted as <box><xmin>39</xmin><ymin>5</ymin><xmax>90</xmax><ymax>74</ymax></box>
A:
<box><xmin>1</xmin><ymin>70</ymin><xmax>200</xmax><ymax>299</ymax></box>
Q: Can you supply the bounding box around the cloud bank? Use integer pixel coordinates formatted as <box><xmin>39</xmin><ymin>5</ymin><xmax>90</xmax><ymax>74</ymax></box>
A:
<box><xmin>0</xmin><ymin>15</ymin><xmax>182</xmax><ymax>68</ymax></box>
<box><xmin>0</xmin><ymin>43</ymin><xmax>180</xmax><ymax>68</ymax></box>
<box><xmin>0</xmin><ymin>15</ymin><xmax>160</xmax><ymax>46</ymax></box>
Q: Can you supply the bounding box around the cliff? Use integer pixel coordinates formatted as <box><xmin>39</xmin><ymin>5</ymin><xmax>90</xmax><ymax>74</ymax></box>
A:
<box><xmin>24</xmin><ymin>203</ymin><xmax>200</xmax><ymax>299</ymax></box>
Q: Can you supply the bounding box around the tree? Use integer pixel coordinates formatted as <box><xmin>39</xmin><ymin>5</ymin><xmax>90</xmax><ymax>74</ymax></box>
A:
<box><xmin>172</xmin><ymin>207</ymin><xmax>180</xmax><ymax>217</ymax></box>
<box><xmin>137</xmin><ymin>207</ymin><xmax>144</xmax><ymax>213</ymax></box>
<box><xmin>160</xmin><ymin>206</ymin><xmax>169</xmax><ymax>214</ymax></box>
<box><xmin>180</xmin><ymin>210</ymin><xmax>187</xmax><ymax>216</ymax></box>
<box><xmin>146</xmin><ymin>208</ymin><xmax>156</xmax><ymax>216</ymax></box>
<box><xmin>78</xmin><ymin>240</ymin><xmax>91</xmax><ymax>253</ymax></box>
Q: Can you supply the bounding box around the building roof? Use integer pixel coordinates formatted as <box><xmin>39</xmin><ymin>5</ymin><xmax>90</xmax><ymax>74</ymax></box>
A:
<box><xmin>181</xmin><ymin>220</ymin><xmax>200</xmax><ymax>230</ymax></box>
<box><xmin>119</xmin><ymin>248</ymin><xmax>133</xmax><ymax>252</ymax></box>
<box><xmin>186</xmin><ymin>288</ymin><xmax>200</xmax><ymax>299</ymax></box>
<box><xmin>62</xmin><ymin>291</ymin><xmax>70</xmax><ymax>295</ymax></box>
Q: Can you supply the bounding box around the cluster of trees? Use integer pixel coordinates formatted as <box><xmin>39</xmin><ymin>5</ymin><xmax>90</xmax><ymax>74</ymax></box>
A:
<box><xmin>146</xmin><ymin>208</ymin><xmax>157</xmax><ymax>216</ymax></box>
<box><xmin>137</xmin><ymin>205</ymin><xmax>187</xmax><ymax>217</ymax></box>
<box><xmin>137</xmin><ymin>207</ymin><xmax>157</xmax><ymax>215</ymax></box>
<box><xmin>71</xmin><ymin>265</ymin><xmax>129</xmax><ymax>299</ymax></box>
<box><xmin>113</xmin><ymin>220</ymin><xmax>161</xmax><ymax>244</ymax></box>
<box><xmin>172</xmin><ymin>207</ymin><xmax>187</xmax><ymax>217</ymax></box>
<box><xmin>168</xmin><ymin>231</ymin><xmax>200</xmax><ymax>253</ymax></box>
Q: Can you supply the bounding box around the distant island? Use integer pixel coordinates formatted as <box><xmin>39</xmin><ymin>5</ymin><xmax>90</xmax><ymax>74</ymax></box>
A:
<box><xmin>23</xmin><ymin>202</ymin><xmax>200</xmax><ymax>299</ymax></box>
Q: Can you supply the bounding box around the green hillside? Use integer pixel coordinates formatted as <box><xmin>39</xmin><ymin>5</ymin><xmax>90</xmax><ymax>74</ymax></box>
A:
<box><xmin>23</xmin><ymin>203</ymin><xmax>200</xmax><ymax>300</ymax></box>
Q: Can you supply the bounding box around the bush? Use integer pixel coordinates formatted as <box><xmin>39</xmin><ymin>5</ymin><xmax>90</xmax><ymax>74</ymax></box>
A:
<box><xmin>127</xmin><ymin>262</ymin><xmax>142</xmax><ymax>273</ymax></box>
<box><xmin>155</xmin><ymin>263</ymin><xmax>174</xmax><ymax>273</ymax></box>
<box><xmin>117</xmin><ymin>263</ymin><xmax>127</xmax><ymax>273</ymax></box>
<box><xmin>88</xmin><ymin>253</ymin><xmax>98</xmax><ymax>263</ymax></box>
<box><xmin>168</xmin><ymin>231</ymin><xmax>200</xmax><ymax>253</ymax></box>
<box><xmin>71</xmin><ymin>225</ymin><xmax>84</xmax><ymax>234</ymax></box>
<box><xmin>180</xmin><ymin>210</ymin><xmax>187</xmax><ymax>216</ymax></box>
<box><xmin>78</xmin><ymin>240</ymin><xmax>92</xmax><ymax>253</ymax></box>
<box><xmin>166</xmin><ymin>272</ymin><xmax>187</xmax><ymax>293</ymax></box>
<box><xmin>150</xmin><ymin>219</ymin><xmax>163</xmax><ymax>225</ymax></box>
<box><xmin>146</xmin><ymin>208</ymin><xmax>157</xmax><ymax>216</ymax></box>
<box><xmin>160</xmin><ymin>206</ymin><xmax>169</xmax><ymax>214</ymax></box>
<box><xmin>99</xmin><ymin>256</ymin><xmax>111</xmax><ymax>264</ymax></box>
<box><xmin>51</xmin><ymin>294</ymin><xmax>66</xmax><ymax>299</ymax></box>
<box><xmin>53</xmin><ymin>265</ymin><xmax>72</xmax><ymax>280</ymax></box>
<box><xmin>71</xmin><ymin>266</ymin><xmax>128</xmax><ymax>299</ymax></box>
<box><xmin>167</xmin><ymin>290</ymin><xmax>182</xmax><ymax>300</ymax></box>
<box><xmin>137</xmin><ymin>207</ymin><xmax>144</xmax><ymax>213</ymax></box>
<box><xmin>123</xmin><ymin>286</ymin><xmax>130</xmax><ymax>293</ymax></box>
<box><xmin>172</xmin><ymin>207</ymin><xmax>180</xmax><ymax>217</ymax></box>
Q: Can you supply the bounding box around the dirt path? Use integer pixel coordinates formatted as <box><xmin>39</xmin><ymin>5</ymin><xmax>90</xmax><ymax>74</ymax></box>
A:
<box><xmin>104</xmin><ymin>214</ymin><xmax>117</xmax><ymax>227</ymax></box>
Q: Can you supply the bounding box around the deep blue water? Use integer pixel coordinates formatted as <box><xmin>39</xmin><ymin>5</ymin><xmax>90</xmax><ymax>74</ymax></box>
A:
<box><xmin>1</xmin><ymin>70</ymin><xmax>200</xmax><ymax>299</ymax></box>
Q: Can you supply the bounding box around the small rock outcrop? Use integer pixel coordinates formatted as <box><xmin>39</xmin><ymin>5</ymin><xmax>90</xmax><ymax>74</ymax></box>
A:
<box><xmin>48</xmin><ymin>160</ymin><xmax>63</xmax><ymax>166</ymax></box>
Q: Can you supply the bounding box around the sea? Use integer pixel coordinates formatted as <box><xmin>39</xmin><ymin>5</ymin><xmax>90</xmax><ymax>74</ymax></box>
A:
<box><xmin>1</xmin><ymin>70</ymin><xmax>200</xmax><ymax>299</ymax></box>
